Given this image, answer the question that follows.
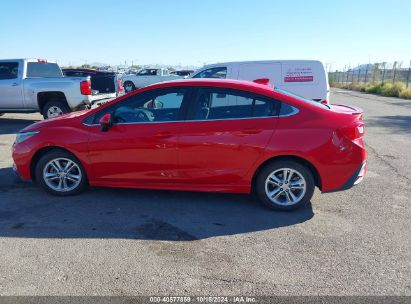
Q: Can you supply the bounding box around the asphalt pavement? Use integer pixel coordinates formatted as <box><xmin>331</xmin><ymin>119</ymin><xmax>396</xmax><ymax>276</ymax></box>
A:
<box><xmin>0</xmin><ymin>89</ymin><xmax>409</xmax><ymax>295</ymax></box>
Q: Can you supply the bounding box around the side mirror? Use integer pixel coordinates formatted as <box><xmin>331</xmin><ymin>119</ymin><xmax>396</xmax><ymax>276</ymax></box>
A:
<box><xmin>99</xmin><ymin>113</ymin><xmax>112</xmax><ymax>132</ymax></box>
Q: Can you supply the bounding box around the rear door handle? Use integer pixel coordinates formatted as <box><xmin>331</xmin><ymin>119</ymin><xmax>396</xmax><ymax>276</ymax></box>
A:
<box><xmin>155</xmin><ymin>131</ymin><xmax>172</xmax><ymax>139</ymax></box>
<box><xmin>242</xmin><ymin>129</ymin><xmax>261</xmax><ymax>135</ymax></box>
<box><xmin>11</xmin><ymin>83</ymin><xmax>18</xmax><ymax>86</ymax></box>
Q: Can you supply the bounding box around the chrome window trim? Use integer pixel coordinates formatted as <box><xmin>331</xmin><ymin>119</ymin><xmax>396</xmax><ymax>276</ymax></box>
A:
<box><xmin>82</xmin><ymin>111</ymin><xmax>299</xmax><ymax>127</ymax></box>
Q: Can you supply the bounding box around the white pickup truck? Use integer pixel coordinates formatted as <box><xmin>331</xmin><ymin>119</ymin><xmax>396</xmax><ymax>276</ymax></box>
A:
<box><xmin>121</xmin><ymin>68</ymin><xmax>184</xmax><ymax>93</ymax></box>
<box><xmin>0</xmin><ymin>59</ymin><xmax>108</xmax><ymax>119</ymax></box>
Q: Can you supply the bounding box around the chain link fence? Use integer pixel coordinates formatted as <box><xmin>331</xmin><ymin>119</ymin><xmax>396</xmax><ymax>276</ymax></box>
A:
<box><xmin>329</xmin><ymin>61</ymin><xmax>411</xmax><ymax>88</ymax></box>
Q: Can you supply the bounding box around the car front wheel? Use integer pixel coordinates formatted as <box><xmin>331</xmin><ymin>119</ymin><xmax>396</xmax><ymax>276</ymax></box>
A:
<box><xmin>255</xmin><ymin>160</ymin><xmax>315</xmax><ymax>211</ymax></box>
<box><xmin>35</xmin><ymin>150</ymin><xmax>87</xmax><ymax>196</ymax></box>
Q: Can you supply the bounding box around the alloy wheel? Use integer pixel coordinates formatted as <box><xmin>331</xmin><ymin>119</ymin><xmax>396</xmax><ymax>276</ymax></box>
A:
<box><xmin>264</xmin><ymin>168</ymin><xmax>307</xmax><ymax>206</ymax></box>
<box><xmin>47</xmin><ymin>106</ymin><xmax>63</xmax><ymax>118</ymax></box>
<box><xmin>42</xmin><ymin>158</ymin><xmax>82</xmax><ymax>192</ymax></box>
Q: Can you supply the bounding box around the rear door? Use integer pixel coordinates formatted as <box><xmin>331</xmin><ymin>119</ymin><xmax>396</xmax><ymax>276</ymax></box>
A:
<box><xmin>178</xmin><ymin>87</ymin><xmax>280</xmax><ymax>186</ymax></box>
<box><xmin>0</xmin><ymin>61</ymin><xmax>23</xmax><ymax>109</ymax></box>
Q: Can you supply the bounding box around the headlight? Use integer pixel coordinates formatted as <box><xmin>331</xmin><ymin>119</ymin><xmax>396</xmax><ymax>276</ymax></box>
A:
<box><xmin>15</xmin><ymin>131</ymin><xmax>40</xmax><ymax>144</ymax></box>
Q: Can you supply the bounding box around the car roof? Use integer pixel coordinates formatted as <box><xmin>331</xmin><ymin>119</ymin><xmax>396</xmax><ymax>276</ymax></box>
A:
<box><xmin>149</xmin><ymin>78</ymin><xmax>275</xmax><ymax>94</ymax></box>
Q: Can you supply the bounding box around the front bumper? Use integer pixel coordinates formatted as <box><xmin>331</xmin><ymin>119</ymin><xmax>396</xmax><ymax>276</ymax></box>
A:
<box><xmin>12</xmin><ymin>142</ymin><xmax>34</xmax><ymax>181</ymax></box>
<box><xmin>12</xmin><ymin>163</ymin><xmax>21</xmax><ymax>179</ymax></box>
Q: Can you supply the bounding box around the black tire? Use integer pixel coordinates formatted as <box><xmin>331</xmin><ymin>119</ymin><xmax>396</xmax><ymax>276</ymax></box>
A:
<box><xmin>35</xmin><ymin>149</ymin><xmax>88</xmax><ymax>196</ymax></box>
<box><xmin>255</xmin><ymin>160</ymin><xmax>315</xmax><ymax>211</ymax></box>
<box><xmin>123</xmin><ymin>81</ymin><xmax>136</xmax><ymax>93</ymax></box>
<box><xmin>42</xmin><ymin>99</ymin><xmax>71</xmax><ymax>119</ymax></box>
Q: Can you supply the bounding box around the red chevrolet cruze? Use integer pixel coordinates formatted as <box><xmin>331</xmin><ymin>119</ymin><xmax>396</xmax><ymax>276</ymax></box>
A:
<box><xmin>12</xmin><ymin>79</ymin><xmax>367</xmax><ymax>210</ymax></box>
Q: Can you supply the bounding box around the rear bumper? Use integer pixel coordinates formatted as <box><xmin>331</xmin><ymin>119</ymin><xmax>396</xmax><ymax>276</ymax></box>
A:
<box><xmin>323</xmin><ymin>161</ymin><xmax>367</xmax><ymax>193</ymax></box>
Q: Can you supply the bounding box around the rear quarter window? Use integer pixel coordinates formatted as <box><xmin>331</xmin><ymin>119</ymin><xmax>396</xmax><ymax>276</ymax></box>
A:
<box><xmin>276</xmin><ymin>88</ymin><xmax>329</xmax><ymax>110</ymax></box>
<box><xmin>26</xmin><ymin>62</ymin><xmax>63</xmax><ymax>78</ymax></box>
<box><xmin>279</xmin><ymin>103</ymin><xmax>299</xmax><ymax>116</ymax></box>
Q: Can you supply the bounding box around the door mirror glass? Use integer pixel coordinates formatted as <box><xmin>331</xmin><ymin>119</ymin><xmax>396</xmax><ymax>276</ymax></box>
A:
<box><xmin>99</xmin><ymin>113</ymin><xmax>112</xmax><ymax>132</ymax></box>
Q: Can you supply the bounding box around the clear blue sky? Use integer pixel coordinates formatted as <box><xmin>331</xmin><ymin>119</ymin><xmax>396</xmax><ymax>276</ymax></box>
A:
<box><xmin>0</xmin><ymin>0</ymin><xmax>410</xmax><ymax>70</ymax></box>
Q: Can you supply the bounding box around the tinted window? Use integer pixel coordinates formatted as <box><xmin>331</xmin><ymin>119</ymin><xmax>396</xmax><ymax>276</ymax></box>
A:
<box><xmin>94</xmin><ymin>88</ymin><xmax>188</xmax><ymax>124</ymax></box>
<box><xmin>0</xmin><ymin>62</ymin><xmax>18</xmax><ymax>80</ymax></box>
<box><xmin>279</xmin><ymin>102</ymin><xmax>299</xmax><ymax>116</ymax></box>
<box><xmin>26</xmin><ymin>62</ymin><xmax>63</xmax><ymax>78</ymax></box>
<box><xmin>192</xmin><ymin>67</ymin><xmax>227</xmax><ymax>79</ymax></box>
<box><xmin>191</xmin><ymin>88</ymin><xmax>279</xmax><ymax>120</ymax></box>
<box><xmin>137</xmin><ymin>69</ymin><xmax>158</xmax><ymax>76</ymax></box>
<box><xmin>275</xmin><ymin>88</ymin><xmax>329</xmax><ymax>110</ymax></box>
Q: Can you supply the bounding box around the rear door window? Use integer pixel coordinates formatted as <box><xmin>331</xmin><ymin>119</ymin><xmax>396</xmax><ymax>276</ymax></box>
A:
<box><xmin>26</xmin><ymin>62</ymin><xmax>63</xmax><ymax>78</ymax></box>
<box><xmin>0</xmin><ymin>62</ymin><xmax>19</xmax><ymax>80</ymax></box>
<box><xmin>190</xmin><ymin>88</ymin><xmax>279</xmax><ymax>120</ymax></box>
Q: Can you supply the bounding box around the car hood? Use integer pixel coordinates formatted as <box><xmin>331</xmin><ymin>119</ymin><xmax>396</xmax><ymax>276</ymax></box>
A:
<box><xmin>20</xmin><ymin>110</ymin><xmax>89</xmax><ymax>133</ymax></box>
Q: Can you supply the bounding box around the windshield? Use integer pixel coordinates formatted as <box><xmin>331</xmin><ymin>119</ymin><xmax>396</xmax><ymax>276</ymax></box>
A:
<box><xmin>275</xmin><ymin>88</ymin><xmax>330</xmax><ymax>109</ymax></box>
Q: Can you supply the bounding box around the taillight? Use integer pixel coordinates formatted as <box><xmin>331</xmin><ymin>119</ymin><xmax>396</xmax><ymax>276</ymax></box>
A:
<box><xmin>341</xmin><ymin>122</ymin><xmax>365</xmax><ymax>140</ymax></box>
<box><xmin>118</xmin><ymin>79</ymin><xmax>124</xmax><ymax>93</ymax></box>
<box><xmin>80</xmin><ymin>80</ymin><xmax>92</xmax><ymax>95</ymax></box>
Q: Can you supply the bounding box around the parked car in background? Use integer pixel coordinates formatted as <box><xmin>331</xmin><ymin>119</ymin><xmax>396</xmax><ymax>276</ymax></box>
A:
<box><xmin>0</xmin><ymin>59</ymin><xmax>112</xmax><ymax>119</ymax></box>
<box><xmin>192</xmin><ymin>60</ymin><xmax>330</xmax><ymax>104</ymax></box>
<box><xmin>12</xmin><ymin>78</ymin><xmax>366</xmax><ymax>211</ymax></box>
<box><xmin>62</xmin><ymin>68</ymin><xmax>124</xmax><ymax>99</ymax></box>
<box><xmin>121</xmin><ymin>68</ymin><xmax>184</xmax><ymax>93</ymax></box>
<box><xmin>170</xmin><ymin>70</ymin><xmax>194</xmax><ymax>77</ymax></box>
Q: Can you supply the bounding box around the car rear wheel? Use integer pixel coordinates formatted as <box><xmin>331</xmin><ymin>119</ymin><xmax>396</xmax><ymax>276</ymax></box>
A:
<box><xmin>124</xmin><ymin>81</ymin><xmax>136</xmax><ymax>93</ymax></box>
<box><xmin>255</xmin><ymin>160</ymin><xmax>315</xmax><ymax>211</ymax></box>
<box><xmin>42</xmin><ymin>100</ymin><xmax>71</xmax><ymax>119</ymax></box>
<box><xmin>35</xmin><ymin>150</ymin><xmax>87</xmax><ymax>196</ymax></box>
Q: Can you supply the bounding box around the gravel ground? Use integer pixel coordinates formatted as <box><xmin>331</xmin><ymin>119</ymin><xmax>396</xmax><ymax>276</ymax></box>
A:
<box><xmin>0</xmin><ymin>89</ymin><xmax>409</xmax><ymax>296</ymax></box>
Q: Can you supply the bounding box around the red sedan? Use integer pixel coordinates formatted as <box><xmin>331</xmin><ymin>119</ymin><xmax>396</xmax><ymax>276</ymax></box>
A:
<box><xmin>12</xmin><ymin>79</ymin><xmax>367</xmax><ymax>210</ymax></box>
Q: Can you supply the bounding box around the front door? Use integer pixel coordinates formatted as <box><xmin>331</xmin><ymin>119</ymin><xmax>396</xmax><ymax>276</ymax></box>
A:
<box><xmin>0</xmin><ymin>61</ymin><xmax>23</xmax><ymax>109</ymax></box>
<box><xmin>86</xmin><ymin>87</ymin><xmax>191</xmax><ymax>185</ymax></box>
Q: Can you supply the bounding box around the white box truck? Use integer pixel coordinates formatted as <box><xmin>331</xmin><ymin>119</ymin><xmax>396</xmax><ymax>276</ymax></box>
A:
<box><xmin>191</xmin><ymin>60</ymin><xmax>330</xmax><ymax>104</ymax></box>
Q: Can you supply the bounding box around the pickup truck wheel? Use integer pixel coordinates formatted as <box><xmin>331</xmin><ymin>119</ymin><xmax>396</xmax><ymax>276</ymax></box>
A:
<box><xmin>35</xmin><ymin>150</ymin><xmax>88</xmax><ymax>196</ymax></box>
<box><xmin>42</xmin><ymin>100</ymin><xmax>71</xmax><ymax>119</ymax></box>
<box><xmin>124</xmin><ymin>81</ymin><xmax>136</xmax><ymax>93</ymax></box>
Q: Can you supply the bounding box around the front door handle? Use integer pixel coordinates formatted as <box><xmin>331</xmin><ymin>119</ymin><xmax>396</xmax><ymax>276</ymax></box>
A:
<box><xmin>11</xmin><ymin>83</ymin><xmax>18</xmax><ymax>86</ymax></box>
